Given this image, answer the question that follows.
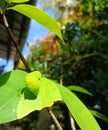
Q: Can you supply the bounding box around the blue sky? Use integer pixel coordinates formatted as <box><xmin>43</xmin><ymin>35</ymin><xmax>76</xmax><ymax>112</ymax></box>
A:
<box><xmin>3</xmin><ymin>1</ymin><xmax>54</xmax><ymax>72</ymax></box>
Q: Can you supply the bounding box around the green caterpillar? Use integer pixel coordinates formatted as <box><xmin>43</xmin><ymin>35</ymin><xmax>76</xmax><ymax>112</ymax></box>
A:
<box><xmin>25</xmin><ymin>71</ymin><xmax>42</xmax><ymax>96</ymax></box>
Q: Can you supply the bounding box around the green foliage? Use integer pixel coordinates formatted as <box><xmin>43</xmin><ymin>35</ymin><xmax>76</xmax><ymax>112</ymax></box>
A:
<box><xmin>25</xmin><ymin>71</ymin><xmax>42</xmax><ymax>96</ymax></box>
<box><xmin>0</xmin><ymin>0</ymin><xmax>29</xmax><ymax>8</ymax></box>
<box><xmin>0</xmin><ymin>0</ymin><xmax>6</xmax><ymax>8</ymax></box>
<box><xmin>90</xmin><ymin>110</ymin><xmax>108</xmax><ymax>124</ymax></box>
<box><xmin>58</xmin><ymin>85</ymin><xmax>101</xmax><ymax>130</ymax></box>
<box><xmin>7</xmin><ymin>0</ymin><xmax>30</xmax><ymax>3</ymax></box>
<box><xmin>17</xmin><ymin>73</ymin><xmax>62</xmax><ymax>119</ymax></box>
<box><xmin>0</xmin><ymin>70</ymin><xmax>27</xmax><ymax>123</ymax></box>
<box><xmin>0</xmin><ymin>70</ymin><xmax>101</xmax><ymax>130</ymax></box>
<box><xmin>24</xmin><ymin>0</ymin><xmax>108</xmax><ymax>129</ymax></box>
<box><xmin>8</xmin><ymin>4</ymin><xmax>63</xmax><ymax>40</ymax></box>
<box><xmin>0</xmin><ymin>70</ymin><xmax>61</xmax><ymax>122</ymax></box>
<box><xmin>0</xmin><ymin>0</ymin><xmax>108</xmax><ymax>129</ymax></box>
<box><xmin>67</xmin><ymin>85</ymin><xmax>93</xmax><ymax>96</ymax></box>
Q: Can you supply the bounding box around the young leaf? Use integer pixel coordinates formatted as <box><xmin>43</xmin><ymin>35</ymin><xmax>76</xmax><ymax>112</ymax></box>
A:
<box><xmin>58</xmin><ymin>85</ymin><xmax>101</xmax><ymax>130</ymax></box>
<box><xmin>17</xmin><ymin>74</ymin><xmax>62</xmax><ymax>119</ymax></box>
<box><xmin>0</xmin><ymin>70</ymin><xmax>27</xmax><ymax>123</ymax></box>
<box><xmin>90</xmin><ymin>110</ymin><xmax>108</xmax><ymax>123</ymax></box>
<box><xmin>67</xmin><ymin>85</ymin><xmax>93</xmax><ymax>96</ymax></box>
<box><xmin>8</xmin><ymin>4</ymin><xmax>63</xmax><ymax>40</ymax></box>
<box><xmin>25</xmin><ymin>71</ymin><xmax>42</xmax><ymax>96</ymax></box>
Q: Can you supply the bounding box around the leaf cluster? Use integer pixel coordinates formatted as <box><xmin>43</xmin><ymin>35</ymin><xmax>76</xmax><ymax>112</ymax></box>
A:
<box><xmin>0</xmin><ymin>0</ymin><xmax>108</xmax><ymax>130</ymax></box>
<box><xmin>24</xmin><ymin>0</ymin><xmax>108</xmax><ymax>129</ymax></box>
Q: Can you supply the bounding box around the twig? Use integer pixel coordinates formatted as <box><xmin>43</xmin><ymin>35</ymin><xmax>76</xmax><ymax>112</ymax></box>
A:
<box><xmin>71</xmin><ymin>53</ymin><xmax>97</xmax><ymax>69</ymax></box>
<box><xmin>47</xmin><ymin>76</ymin><xmax>63</xmax><ymax>130</ymax></box>
<box><xmin>0</xmin><ymin>8</ymin><xmax>31</xmax><ymax>72</ymax></box>
<box><xmin>47</xmin><ymin>108</ymin><xmax>63</xmax><ymax>130</ymax></box>
<box><xmin>69</xmin><ymin>113</ymin><xmax>76</xmax><ymax>130</ymax></box>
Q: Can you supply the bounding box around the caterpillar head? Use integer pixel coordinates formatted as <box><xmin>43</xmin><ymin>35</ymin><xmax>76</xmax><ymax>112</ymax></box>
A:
<box><xmin>25</xmin><ymin>71</ymin><xmax>42</xmax><ymax>96</ymax></box>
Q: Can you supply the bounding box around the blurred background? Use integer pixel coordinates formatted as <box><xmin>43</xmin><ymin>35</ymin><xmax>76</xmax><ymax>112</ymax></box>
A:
<box><xmin>0</xmin><ymin>0</ymin><xmax>108</xmax><ymax>129</ymax></box>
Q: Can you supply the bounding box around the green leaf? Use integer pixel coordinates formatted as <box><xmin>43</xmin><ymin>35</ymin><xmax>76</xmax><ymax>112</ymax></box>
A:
<box><xmin>7</xmin><ymin>0</ymin><xmax>29</xmax><ymax>3</ymax></box>
<box><xmin>0</xmin><ymin>0</ymin><xmax>6</xmax><ymax>8</ymax></box>
<box><xmin>67</xmin><ymin>85</ymin><xmax>93</xmax><ymax>96</ymax></box>
<box><xmin>0</xmin><ymin>70</ymin><xmax>27</xmax><ymax>123</ymax></box>
<box><xmin>25</xmin><ymin>71</ymin><xmax>42</xmax><ymax>96</ymax></box>
<box><xmin>17</xmin><ymin>78</ymin><xmax>62</xmax><ymax>119</ymax></box>
<box><xmin>9</xmin><ymin>4</ymin><xmax>63</xmax><ymax>40</ymax></box>
<box><xmin>90</xmin><ymin>110</ymin><xmax>108</xmax><ymax>123</ymax></box>
<box><xmin>0</xmin><ymin>70</ymin><xmax>61</xmax><ymax>122</ymax></box>
<box><xmin>58</xmin><ymin>85</ymin><xmax>101</xmax><ymax>130</ymax></box>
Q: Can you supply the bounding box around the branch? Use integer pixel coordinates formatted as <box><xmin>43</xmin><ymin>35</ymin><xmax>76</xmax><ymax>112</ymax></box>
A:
<box><xmin>47</xmin><ymin>108</ymin><xmax>63</xmax><ymax>130</ymax></box>
<box><xmin>0</xmin><ymin>8</ymin><xmax>31</xmax><ymax>72</ymax></box>
<box><xmin>87</xmin><ymin>28</ymin><xmax>102</xmax><ymax>36</ymax></box>
<box><xmin>71</xmin><ymin>53</ymin><xmax>98</xmax><ymax>69</ymax></box>
<box><xmin>69</xmin><ymin>113</ymin><xmax>76</xmax><ymax>130</ymax></box>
